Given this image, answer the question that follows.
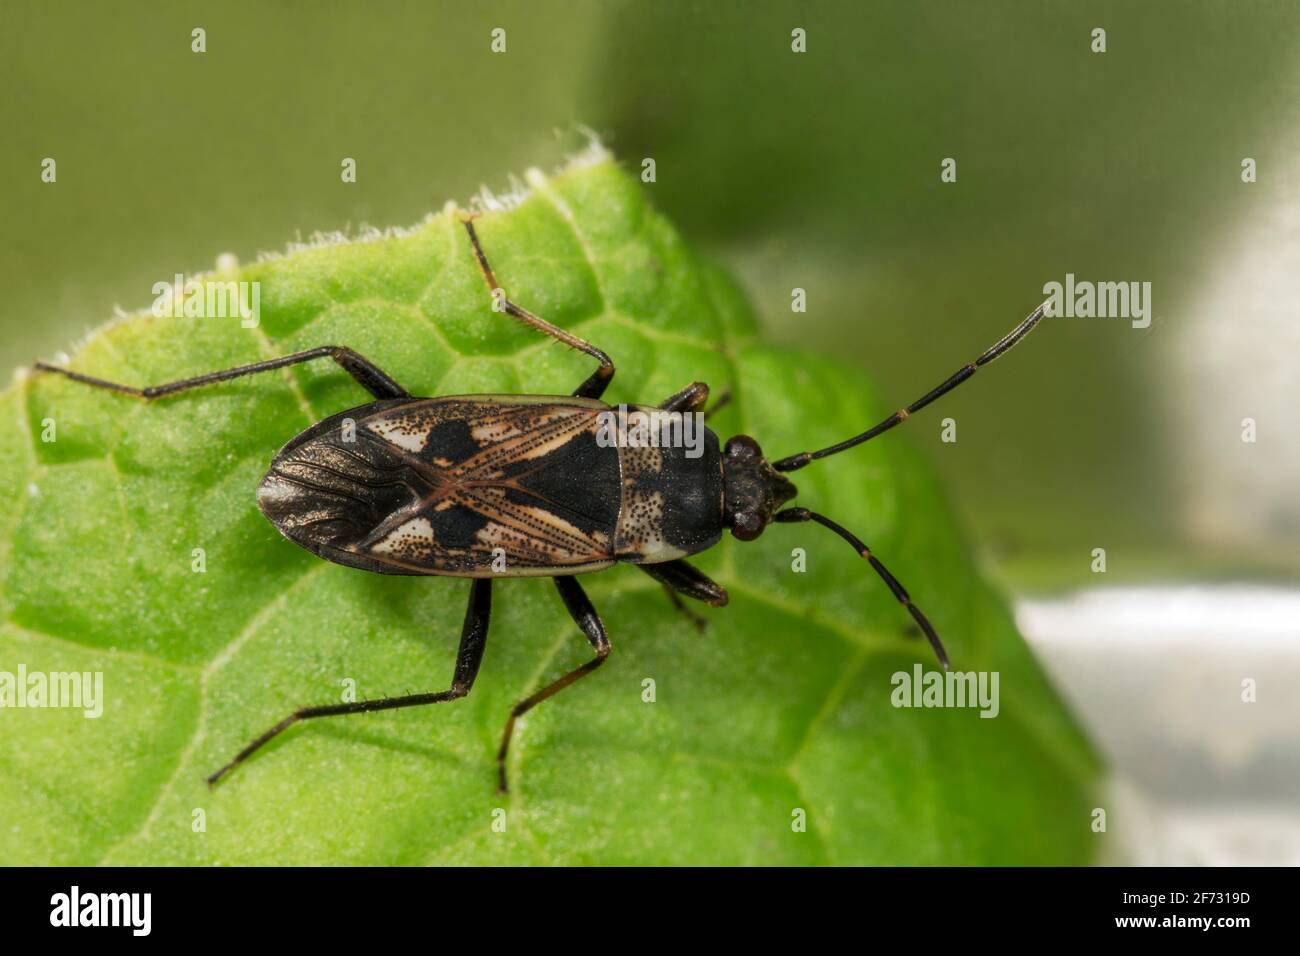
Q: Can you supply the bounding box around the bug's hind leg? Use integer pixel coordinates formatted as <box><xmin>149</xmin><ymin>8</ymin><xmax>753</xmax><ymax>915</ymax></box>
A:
<box><xmin>638</xmin><ymin>559</ymin><xmax>729</xmax><ymax>631</ymax></box>
<box><xmin>496</xmin><ymin>576</ymin><xmax>610</xmax><ymax>793</ymax></box>
<box><xmin>207</xmin><ymin>578</ymin><xmax>491</xmax><ymax>787</ymax></box>
<box><xmin>34</xmin><ymin>345</ymin><xmax>409</xmax><ymax>401</ymax></box>
<box><xmin>460</xmin><ymin>217</ymin><xmax>615</xmax><ymax>400</ymax></box>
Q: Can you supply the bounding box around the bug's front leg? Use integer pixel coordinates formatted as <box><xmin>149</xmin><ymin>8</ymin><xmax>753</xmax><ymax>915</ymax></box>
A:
<box><xmin>704</xmin><ymin>390</ymin><xmax>732</xmax><ymax>420</ymax></box>
<box><xmin>207</xmin><ymin>579</ymin><xmax>491</xmax><ymax>786</ymax></box>
<box><xmin>496</xmin><ymin>576</ymin><xmax>610</xmax><ymax>793</ymax></box>
<box><xmin>638</xmin><ymin>559</ymin><xmax>729</xmax><ymax>631</ymax></box>
<box><xmin>657</xmin><ymin>381</ymin><xmax>731</xmax><ymax>419</ymax></box>
<box><xmin>657</xmin><ymin>381</ymin><xmax>710</xmax><ymax>414</ymax></box>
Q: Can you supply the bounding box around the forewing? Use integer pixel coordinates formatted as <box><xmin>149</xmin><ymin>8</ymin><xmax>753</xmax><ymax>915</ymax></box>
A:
<box><xmin>259</xmin><ymin>398</ymin><xmax>621</xmax><ymax>576</ymax></box>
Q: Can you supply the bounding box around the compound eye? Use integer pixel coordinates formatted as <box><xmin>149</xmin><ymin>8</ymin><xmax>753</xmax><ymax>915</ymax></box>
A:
<box><xmin>730</xmin><ymin>510</ymin><xmax>765</xmax><ymax>541</ymax></box>
<box><xmin>725</xmin><ymin>435</ymin><xmax>762</xmax><ymax>460</ymax></box>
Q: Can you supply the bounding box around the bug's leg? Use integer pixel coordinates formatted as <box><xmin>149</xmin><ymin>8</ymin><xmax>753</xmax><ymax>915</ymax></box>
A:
<box><xmin>34</xmin><ymin>345</ymin><xmax>409</xmax><ymax>401</ymax></box>
<box><xmin>460</xmin><ymin>217</ymin><xmax>615</xmax><ymax>400</ymax></box>
<box><xmin>661</xmin><ymin>587</ymin><xmax>708</xmax><ymax>631</ymax></box>
<box><xmin>657</xmin><ymin>381</ymin><xmax>710</xmax><ymax>414</ymax></box>
<box><xmin>658</xmin><ymin>383</ymin><xmax>731</xmax><ymax>420</ymax></box>
<box><xmin>496</xmin><ymin>576</ymin><xmax>610</xmax><ymax>793</ymax></box>
<box><xmin>638</xmin><ymin>558</ymin><xmax>729</xmax><ymax>634</ymax></box>
<box><xmin>206</xmin><ymin>578</ymin><xmax>491</xmax><ymax>787</ymax></box>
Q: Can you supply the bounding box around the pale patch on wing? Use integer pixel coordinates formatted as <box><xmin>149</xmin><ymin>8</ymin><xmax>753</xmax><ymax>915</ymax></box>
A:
<box><xmin>470</xmin><ymin>418</ymin><xmax>527</xmax><ymax>444</ymax></box>
<box><xmin>370</xmin><ymin>515</ymin><xmax>435</xmax><ymax>560</ymax></box>
<box><xmin>365</xmin><ymin>415</ymin><xmax>431</xmax><ymax>453</ymax></box>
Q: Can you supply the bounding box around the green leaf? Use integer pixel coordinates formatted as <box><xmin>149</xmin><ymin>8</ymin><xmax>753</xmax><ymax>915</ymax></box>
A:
<box><xmin>0</xmin><ymin>150</ymin><xmax>1099</xmax><ymax>865</ymax></box>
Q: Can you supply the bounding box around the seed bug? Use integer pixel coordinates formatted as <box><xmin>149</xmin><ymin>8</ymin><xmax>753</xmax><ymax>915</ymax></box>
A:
<box><xmin>34</xmin><ymin>217</ymin><xmax>1047</xmax><ymax>792</ymax></box>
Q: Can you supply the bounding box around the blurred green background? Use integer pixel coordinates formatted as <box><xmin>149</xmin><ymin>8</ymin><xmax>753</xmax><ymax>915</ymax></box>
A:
<box><xmin>3</xmin><ymin>0</ymin><xmax>1298</xmax><ymax>591</ymax></box>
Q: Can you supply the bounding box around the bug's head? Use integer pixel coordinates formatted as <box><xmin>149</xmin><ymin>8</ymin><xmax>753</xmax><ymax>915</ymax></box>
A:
<box><xmin>722</xmin><ymin>435</ymin><xmax>798</xmax><ymax>541</ymax></box>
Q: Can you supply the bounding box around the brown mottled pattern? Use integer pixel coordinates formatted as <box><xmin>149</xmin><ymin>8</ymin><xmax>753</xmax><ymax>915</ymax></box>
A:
<box><xmin>260</xmin><ymin>396</ymin><xmax>621</xmax><ymax>578</ymax></box>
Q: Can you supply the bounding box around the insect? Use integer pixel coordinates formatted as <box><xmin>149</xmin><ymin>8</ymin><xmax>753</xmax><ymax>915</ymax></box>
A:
<box><xmin>34</xmin><ymin>217</ymin><xmax>1046</xmax><ymax>792</ymax></box>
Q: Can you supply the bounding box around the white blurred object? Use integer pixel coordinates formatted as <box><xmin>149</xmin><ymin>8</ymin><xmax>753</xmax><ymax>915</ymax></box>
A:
<box><xmin>1017</xmin><ymin>586</ymin><xmax>1300</xmax><ymax>866</ymax></box>
<box><xmin>1175</xmin><ymin>141</ymin><xmax>1300</xmax><ymax>549</ymax></box>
